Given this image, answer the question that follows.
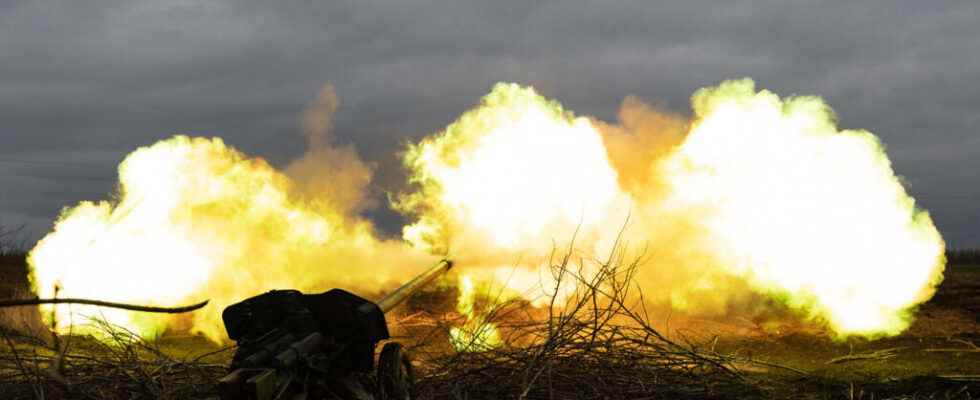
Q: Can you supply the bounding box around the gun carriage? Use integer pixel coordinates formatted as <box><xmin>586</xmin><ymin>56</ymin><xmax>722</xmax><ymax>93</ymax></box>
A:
<box><xmin>218</xmin><ymin>259</ymin><xmax>453</xmax><ymax>400</ymax></box>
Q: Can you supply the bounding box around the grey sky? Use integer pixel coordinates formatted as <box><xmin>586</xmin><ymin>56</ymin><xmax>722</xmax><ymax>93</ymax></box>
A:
<box><xmin>1</xmin><ymin>0</ymin><xmax>977</xmax><ymax>247</ymax></box>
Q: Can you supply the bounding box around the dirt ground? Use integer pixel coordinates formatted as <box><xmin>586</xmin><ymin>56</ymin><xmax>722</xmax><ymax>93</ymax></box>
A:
<box><xmin>2</xmin><ymin>255</ymin><xmax>977</xmax><ymax>398</ymax></box>
<box><xmin>722</xmin><ymin>265</ymin><xmax>980</xmax><ymax>379</ymax></box>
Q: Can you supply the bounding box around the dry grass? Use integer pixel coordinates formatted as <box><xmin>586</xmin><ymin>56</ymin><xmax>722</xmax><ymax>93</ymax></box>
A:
<box><xmin>403</xmin><ymin>241</ymin><xmax>772</xmax><ymax>399</ymax></box>
<box><xmin>0</xmin><ymin>237</ymin><xmax>772</xmax><ymax>399</ymax></box>
<box><xmin>0</xmin><ymin>232</ymin><xmax>975</xmax><ymax>399</ymax></box>
<box><xmin>1</xmin><ymin>225</ymin><xmax>232</xmax><ymax>399</ymax></box>
<box><xmin>0</xmin><ymin>317</ymin><xmax>230</xmax><ymax>399</ymax></box>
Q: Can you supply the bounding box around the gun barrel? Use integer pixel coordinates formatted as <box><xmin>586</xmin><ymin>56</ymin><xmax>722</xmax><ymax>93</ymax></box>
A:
<box><xmin>376</xmin><ymin>259</ymin><xmax>453</xmax><ymax>313</ymax></box>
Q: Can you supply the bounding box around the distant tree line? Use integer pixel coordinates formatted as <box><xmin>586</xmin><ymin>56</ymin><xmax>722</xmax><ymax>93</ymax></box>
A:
<box><xmin>0</xmin><ymin>223</ymin><xmax>26</xmax><ymax>258</ymax></box>
<box><xmin>946</xmin><ymin>248</ymin><xmax>980</xmax><ymax>265</ymax></box>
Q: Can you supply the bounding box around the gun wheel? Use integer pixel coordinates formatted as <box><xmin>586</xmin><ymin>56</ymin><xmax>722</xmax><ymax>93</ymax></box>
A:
<box><xmin>377</xmin><ymin>342</ymin><xmax>414</xmax><ymax>400</ymax></box>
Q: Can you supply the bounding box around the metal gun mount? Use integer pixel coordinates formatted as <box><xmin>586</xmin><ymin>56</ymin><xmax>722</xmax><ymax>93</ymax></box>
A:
<box><xmin>217</xmin><ymin>259</ymin><xmax>453</xmax><ymax>400</ymax></box>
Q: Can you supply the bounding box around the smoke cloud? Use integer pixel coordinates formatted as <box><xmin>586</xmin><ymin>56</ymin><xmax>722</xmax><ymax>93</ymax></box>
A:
<box><xmin>286</xmin><ymin>84</ymin><xmax>376</xmax><ymax>217</ymax></box>
<box><xmin>28</xmin><ymin>85</ymin><xmax>429</xmax><ymax>341</ymax></box>
<box><xmin>27</xmin><ymin>78</ymin><xmax>945</xmax><ymax>342</ymax></box>
<box><xmin>397</xmin><ymin>79</ymin><xmax>945</xmax><ymax>338</ymax></box>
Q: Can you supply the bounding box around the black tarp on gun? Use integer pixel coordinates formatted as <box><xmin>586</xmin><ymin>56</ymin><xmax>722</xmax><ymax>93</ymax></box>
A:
<box><xmin>218</xmin><ymin>259</ymin><xmax>453</xmax><ymax>400</ymax></box>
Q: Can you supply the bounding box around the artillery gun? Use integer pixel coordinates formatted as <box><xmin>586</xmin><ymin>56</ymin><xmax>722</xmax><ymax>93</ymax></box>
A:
<box><xmin>217</xmin><ymin>259</ymin><xmax>453</xmax><ymax>400</ymax></box>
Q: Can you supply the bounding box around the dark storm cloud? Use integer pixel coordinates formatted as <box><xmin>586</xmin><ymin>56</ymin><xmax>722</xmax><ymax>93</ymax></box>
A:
<box><xmin>1</xmin><ymin>0</ymin><xmax>977</xmax><ymax>246</ymax></box>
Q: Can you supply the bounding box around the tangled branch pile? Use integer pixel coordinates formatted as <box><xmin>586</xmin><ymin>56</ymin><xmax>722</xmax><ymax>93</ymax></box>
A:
<box><xmin>0</xmin><ymin>319</ymin><xmax>228</xmax><ymax>399</ymax></box>
<box><xmin>0</xmin><ymin>243</ymin><xmax>780</xmax><ymax>399</ymax></box>
<box><xmin>408</xmin><ymin>245</ymin><xmax>767</xmax><ymax>400</ymax></box>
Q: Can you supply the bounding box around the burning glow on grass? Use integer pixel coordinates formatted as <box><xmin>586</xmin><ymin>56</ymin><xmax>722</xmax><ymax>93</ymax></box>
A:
<box><xmin>449</xmin><ymin>274</ymin><xmax>503</xmax><ymax>352</ymax></box>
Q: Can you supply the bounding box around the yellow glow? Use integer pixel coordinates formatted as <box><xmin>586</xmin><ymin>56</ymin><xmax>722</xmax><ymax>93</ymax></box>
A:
<box><xmin>28</xmin><ymin>136</ymin><xmax>425</xmax><ymax>340</ymax></box>
<box><xmin>659</xmin><ymin>79</ymin><xmax>945</xmax><ymax>335</ymax></box>
<box><xmin>449</xmin><ymin>274</ymin><xmax>502</xmax><ymax>351</ymax></box>
<box><xmin>397</xmin><ymin>83</ymin><xmax>627</xmax><ymax>255</ymax></box>
<box><xmin>399</xmin><ymin>80</ymin><xmax>945</xmax><ymax>338</ymax></box>
<box><xmin>27</xmin><ymin>79</ymin><xmax>946</xmax><ymax>343</ymax></box>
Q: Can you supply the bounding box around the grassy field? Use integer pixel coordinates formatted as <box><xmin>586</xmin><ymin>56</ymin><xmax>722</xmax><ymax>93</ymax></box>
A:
<box><xmin>1</xmin><ymin>251</ymin><xmax>978</xmax><ymax>399</ymax></box>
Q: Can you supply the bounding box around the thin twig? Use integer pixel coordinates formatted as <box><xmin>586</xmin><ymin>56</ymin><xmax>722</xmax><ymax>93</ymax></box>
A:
<box><xmin>0</xmin><ymin>298</ymin><xmax>209</xmax><ymax>313</ymax></box>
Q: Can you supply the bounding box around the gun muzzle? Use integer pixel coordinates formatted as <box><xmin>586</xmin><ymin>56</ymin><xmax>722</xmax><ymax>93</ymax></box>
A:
<box><xmin>375</xmin><ymin>259</ymin><xmax>453</xmax><ymax>313</ymax></box>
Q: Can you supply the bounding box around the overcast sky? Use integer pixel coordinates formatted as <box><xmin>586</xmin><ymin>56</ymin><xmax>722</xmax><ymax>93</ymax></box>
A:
<box><xmin>1</xmin><ymin>0</ymin><xmax>977</xmax><ymax>248</ymax></box>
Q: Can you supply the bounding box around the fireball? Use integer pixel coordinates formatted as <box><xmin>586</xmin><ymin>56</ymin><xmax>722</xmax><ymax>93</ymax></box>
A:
<box><xmin>28</xmin><ymin>78</ymin><xmax>945</xmax><ymax>343</ymax></box>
